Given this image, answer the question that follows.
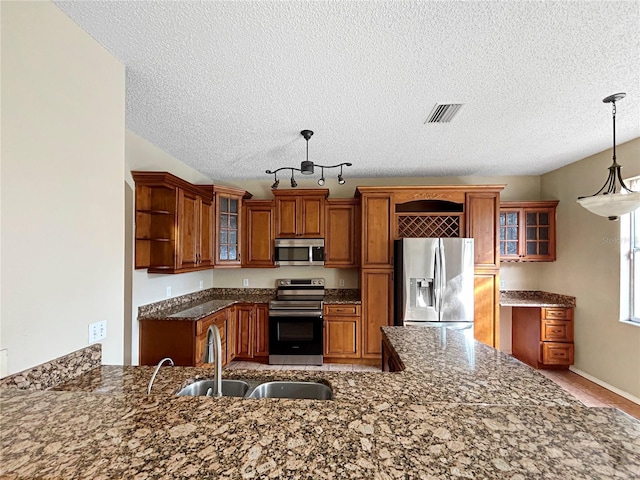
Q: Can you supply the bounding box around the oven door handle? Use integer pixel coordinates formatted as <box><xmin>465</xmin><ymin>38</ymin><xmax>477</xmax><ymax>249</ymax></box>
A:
<box><xmin>268</xmin><ymin>311</ymin><xmax>323</xmax><ymax>318</ymax></box>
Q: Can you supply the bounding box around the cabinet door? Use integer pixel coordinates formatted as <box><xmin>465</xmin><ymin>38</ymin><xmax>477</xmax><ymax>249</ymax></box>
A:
<box><xmin>362</xmin><ymin>269</ymin><xmax>393</xmax><ymax>358</ymax></box>
<box><xmin>199</xmin><ymin>199</ymin><xmax>214</xmax><ymax>267</ymax></box>
<box><xmin>226</xmin><ymin>307</ymin><xmax>237</xmax><ymax>363</ymax></box>
<box><xmin>499</xmin><ymin>209</ymin><xmax>522</xmax><ymax>261</ymax></box>
<box><xmin>325</xmin><ymin>200</ymin><xmax>358</xmax><ymax>267</ymax></box>
<box><xmin>235</xmin><ymin>304</ymin><xmax>254</xmax><ymax>358</ymax></box>
<box><xmin>473</xmin><ymin>274</ymin><xmax>498</xmax><ymax>347</ymax></box>
<box><xmin>216</xmin><ymin>194</ymin><xmax>242</xmax><ymax>266</ymax></box>
<box><xmin>324</xmin><ymin>317</ymin><xmax>360</xmax><ymax>358</ymax></box>
<box><xmin>466</xmin><ymin>192</ymin><xmax>500</xmax><ymax>269</ymax></box>
<box><xmin>177</xmin><ymin>189</ymin><xmax>200</xmax><ymax>269</ymax></box>
<box><xmin>243</xmin><ymin>201</ymin><xmax>275</xmax><ymax>267</ymax></box>
<box><xmin>299</xmin><ymin>196</ymin><xmax>325</xmax><ymax>237</ymax></box>
<box><xmin>522</xmin><ymin>207</ymin><xmax>556</xmax><ymax>261</ymax></box>
<box><xmin>362</xmin><ymin>195</ymin><xmax>392</xmax><ymax>267</ymax></box>
<box><xmin>275</xmin><ymin>196</ymin><xmax>298</xmax><ymax>237</ymax></box>
<box><xmin>254</xmin><ymin>304</ymin><xmax>269</xmax><ymax>357</ymax></box>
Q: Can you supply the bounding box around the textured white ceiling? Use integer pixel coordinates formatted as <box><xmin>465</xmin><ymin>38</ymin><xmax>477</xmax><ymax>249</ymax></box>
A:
<box><xmin>54</xmin><ymin>1</ymin><xmax>639</xmax><ymax>181</ymax></box>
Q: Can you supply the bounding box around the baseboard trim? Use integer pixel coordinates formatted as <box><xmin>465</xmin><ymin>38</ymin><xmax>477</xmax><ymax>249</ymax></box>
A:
<box><xmin>569</xmin><ymin>366</ymin><xmax>640</xmax><ymax>405</ymax></box>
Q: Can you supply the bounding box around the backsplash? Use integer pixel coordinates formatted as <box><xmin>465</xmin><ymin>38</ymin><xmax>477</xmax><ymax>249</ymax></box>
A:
<box><xmin>0</xmin><ymin>344</ymin><xmax>101</xmax><ymax>390</ymax></box>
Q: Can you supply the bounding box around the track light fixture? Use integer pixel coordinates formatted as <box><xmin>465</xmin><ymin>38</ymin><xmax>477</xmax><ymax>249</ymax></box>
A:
<box><xmin>577</xmin><ymin>93</ymin><xmax>640</xmax><ymax>220</ymax></box>
<box><xmin>266</xmin><ymin>130</ymin><xmax>352</xmax><ymax>190</ymax></box>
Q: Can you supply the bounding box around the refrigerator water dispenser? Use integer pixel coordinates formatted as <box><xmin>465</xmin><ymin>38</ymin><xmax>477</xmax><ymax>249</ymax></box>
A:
<box><xmin>409</xmin><ymin>277</ymin><xmax>434</xmax><ymax>308</ymax></box>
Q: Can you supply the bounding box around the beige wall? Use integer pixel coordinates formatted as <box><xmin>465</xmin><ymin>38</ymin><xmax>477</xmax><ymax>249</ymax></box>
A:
<box><xmin>1</xmin><ymin>1</ymin><xmax>125</xmax><ymax>375</ymax></box>
<box><xmin>540</xmin><ymin>137</ymin><xmax>640</xmax><ymax>399</ymax></box>
<box><xmin>125</xmin><ymin>130</ymin><xmax>216</xmax><ymax>364</ymax></box>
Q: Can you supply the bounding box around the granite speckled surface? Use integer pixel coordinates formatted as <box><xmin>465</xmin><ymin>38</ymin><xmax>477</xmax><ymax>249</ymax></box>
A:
<box><xmin>2</xmin><ymin>327</ymin><xmax>639</xmax><ymax>479</ymax></box>
<box><xmin>140</xmin><ymin>288</ymin><xmax>362</xmax><ymax>320</ymax></box>
<box><xmin>0</xmin><ymin>344</ymin><xmax>101</xmax><ymax>391</ymax></box>
<box><xmin>500</xmin><ymin>290</ymin><xmax>576</xmax><ymax>308</ymax></box>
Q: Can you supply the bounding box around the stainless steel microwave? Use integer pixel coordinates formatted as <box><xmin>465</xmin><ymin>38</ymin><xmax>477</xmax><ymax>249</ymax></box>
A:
<box><xmin>274</xmin><ymin>238</ymin><xmax>325</xmax><ymax>266</ymax></box>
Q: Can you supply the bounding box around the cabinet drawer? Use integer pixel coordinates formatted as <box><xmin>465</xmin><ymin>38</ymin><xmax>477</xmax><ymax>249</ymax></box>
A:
<box><xmin>541</xmin><ymin>342</ymin><xmax>574</xmax><ymax>365</ymax></box>
<box><xmin>542</xmin><ymin>308</ymin><xmax>573</xmax><ymax>320</ymax></box>
<box><xmin>541</xmin><ymin>320</ymin><xmax>573</xmax><ymax>342</ymax></box>
<box><xmin>324</xmin><ymin>304</ymin><xmax>360</xmax><ymax>316</ymax></box>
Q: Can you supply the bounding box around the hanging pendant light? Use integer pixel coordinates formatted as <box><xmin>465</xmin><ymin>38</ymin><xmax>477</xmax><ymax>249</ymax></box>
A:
<box><xmin>577</xmin><ymin>93</ymin><xmax>640</xmax><ymax>221</ymax></box>
<box><xmin>265</xmin><ymin>130</ymin><xmax>352</xmax><ymax>189</ymax></box>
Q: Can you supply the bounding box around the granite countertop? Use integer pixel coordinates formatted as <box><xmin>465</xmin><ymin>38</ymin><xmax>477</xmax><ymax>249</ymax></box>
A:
<box><xmin>139</xmin><ymin>288</ymin><xmax>361</xmax><ymax>321</ymax></box>
<box><xmin>499</xmin><ymin>290</ymin><xmax>576</xmax><ymax>308</ymax></box>
<box><xmin>2</xmin><ymin>327</ymin><xmax>639</xmax><ymax>479</ymax></box>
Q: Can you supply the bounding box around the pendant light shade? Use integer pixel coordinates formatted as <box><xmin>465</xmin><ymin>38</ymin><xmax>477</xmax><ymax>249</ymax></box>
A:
<box><xmin>577</xmin><ymin>93</ymin><xmax>640</xmax><ymax>220</ymax></box>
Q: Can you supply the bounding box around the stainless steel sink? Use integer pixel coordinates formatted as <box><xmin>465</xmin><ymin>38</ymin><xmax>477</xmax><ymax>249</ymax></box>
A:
<box><xmin>177</xmin><ymin>379</ymin><xmax>249</xmax><ymax>397</ymax></box>
<box><xmin>247</xmin><ymin>381</ymin><xmax>332</xmax><ymax>400</ymax></box>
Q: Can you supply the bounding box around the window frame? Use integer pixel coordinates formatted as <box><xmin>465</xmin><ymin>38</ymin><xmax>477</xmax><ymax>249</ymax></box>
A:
<box><xmin>620</xmin><ymin>176</ymin><xmax>640</xmax><ymax>326</ymax></box>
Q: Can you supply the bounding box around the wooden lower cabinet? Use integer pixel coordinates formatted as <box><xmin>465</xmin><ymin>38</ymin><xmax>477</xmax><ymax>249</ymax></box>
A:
<box><xmin>381</xmin><ymin>337</ymin><xmax>403</xmax><ymax>372</ymax></box>
<box><xmin>512</xmin><ymin>306</ymin><xmax>574</xmax><ymax>369</ymax></box>
<box><xmin>361</xmin><ymin>269</ymin><xmax>393</xmax><ymax>359</ymax></box>
<box><xmin>324</xmin><ymin>304</ymin><xmax>361</xmax><ymax>359</ymax></box>
<box><xmin>234</xmin><ymin>303</ymin><xmax>269</xmax><ymax>360</ymax></box>
<box><xmin>139</xmin><ymin>308</ymin><xmax>230</xmax><ymax>367</ymax></box>
<box><xmin>473</xmin><ymin>273</ymin><xmax>499</xmax><ymax>347</ymax></box>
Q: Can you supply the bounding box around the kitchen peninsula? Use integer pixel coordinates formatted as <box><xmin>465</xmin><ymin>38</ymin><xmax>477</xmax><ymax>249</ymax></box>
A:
<box><xmin>2</xmin><ymin>326</ymin><xmax>639</xmax><ymax>479</ymax></box>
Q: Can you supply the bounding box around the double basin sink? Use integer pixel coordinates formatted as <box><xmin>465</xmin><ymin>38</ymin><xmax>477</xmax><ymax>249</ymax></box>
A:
<box><xmin>177</xmin><ymin>379</ymin><xmax>332</xmax><ymax>400</ymax></box>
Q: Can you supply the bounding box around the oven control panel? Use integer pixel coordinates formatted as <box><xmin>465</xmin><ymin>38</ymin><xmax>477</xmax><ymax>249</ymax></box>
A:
<box><xmin>277</xmin><ymin>278</ymin><xmax>325</xmax><ymax>287</ymax></box>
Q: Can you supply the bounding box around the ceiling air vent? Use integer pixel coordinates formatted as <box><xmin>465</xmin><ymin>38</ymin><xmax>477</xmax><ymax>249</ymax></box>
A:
<box><xmin>425</xmin><ymin>103</ymin><xmax>464</xmax><ymax>124</ymax></box>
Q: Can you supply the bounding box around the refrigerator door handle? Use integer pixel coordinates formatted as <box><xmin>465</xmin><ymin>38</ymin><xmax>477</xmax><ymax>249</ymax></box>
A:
<box><xmin>439</xmin><ymin>242</ymin><xmax>446</xmax><ymax>314</ymax></box>
<box><xmin>433</xmin><ymin>246</ymin><xmax>440</xmax><ymax>313</ymax></box>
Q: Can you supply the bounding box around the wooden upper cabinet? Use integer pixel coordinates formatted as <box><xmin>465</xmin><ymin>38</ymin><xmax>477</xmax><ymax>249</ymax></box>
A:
<box><xmin>358</xmin><ymin>192</ymin><xmax>392</xmax><ymax>268</ymax></box>
<box><xmin>273</xmin><ymin>189</ymin><xmax>329</xmax><ymax>238</ymax></box>
<box><xmin>214</xmin><ymin>186</ymin><xmax>247</xmax><ymax>267</ymax></box>
<box><xmin>242</xmin><ymin>200</ymin><xmax>275</xmax><ymax>267</ymax></box>
<box><xmin>466</xmin><ymin>192</ymin><xmax>501</xmax><ymax>269</ymax></box>
<box><xmin>325</xmin><ymin>198</ymin><xmax>359</xmax><ymax>268</ymax></box>
<box><xmin>499</xmin><ymin>201</ymin><xmax>558</xmax><ymax>262</ymax></box>
<box><xmin>132</xmin><ymin>171</ymin><xmax>215</xmax><ymax>274</ymax></box>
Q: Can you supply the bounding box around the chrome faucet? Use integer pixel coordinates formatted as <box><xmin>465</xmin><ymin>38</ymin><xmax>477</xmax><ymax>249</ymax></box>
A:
<box><xmin>203</xmin><ymin>324</ymin><xmax>222</xmax><ymax>397</ymax></box>
<box><xmin>147</xmin><ymin>357</ymin><xmax>174</xmax><ymax>394</ymax></box>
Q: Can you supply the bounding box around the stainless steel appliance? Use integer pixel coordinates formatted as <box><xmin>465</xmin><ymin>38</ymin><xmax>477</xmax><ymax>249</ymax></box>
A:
<box><xmin>274</xmin><ymin>238</ymin><xmax>325</xmax><ymax>266</ymax></box>
<box><xmin>268</xmin><ymin>278</ymin><xmax>324</xmax><ymax>365</ymax></box>
<box><xmin>394</xmin><ymin>238</ymin><xmax>474</xmax><ymax>326</ymax></box>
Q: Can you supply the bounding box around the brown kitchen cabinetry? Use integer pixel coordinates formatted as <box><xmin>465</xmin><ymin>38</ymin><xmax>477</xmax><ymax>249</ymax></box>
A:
<box><xmin>273</xmin><ymin>189</ymin><xmax>329</xmax><ymax>238</ymax></box>
<box><xmin>382</xmin><ymin>337</ymin><xmax>403</xmax><ymax>372</ymax></box>
<box><xmin>361</xmin><ymin>269</ymin><xmax>394</xmax><ymax>359</ymax></box>
<box><xmin>358</xmin><ymin>192</ymin><xmax>393</xmax><ymax>268</ymax></box>
<box><xmin>512</xmin><ymin>306</ymin><xmax>574</xmax><ymax>369</ymax></box>
<box><xmin>242</xmin><ymin>200</ymin><xmax>276</xmax><ymax>267</ymax></box>
<box><xmin>325</xmin><ymin>199</ymin><xmax>359</xmax><ymax>268</ymax></box>
<box><xmin>499</xmin><ymin>201</ymin><xmax>558</xmax><ymax>262</ymax></box>
<box><xmin>132</xmin><ymin>171</ymin><xmax>215</xmax><ymax>274</ymax></box>
<box><xmin>323</xmin><ymin>304</ymin><xmax>361</xmax><ymax>359</ymax></box>
<box><xmin>214</xmin><ymin>186</ymin><xmax>246</xmax><ymax>267</ymax></box>
<box><xmin>139</xmin><ymin>308</ymin><xmax>230</xmax><ymax>367</ymax></box>
<box><xmin>234</xmin><ymin>303</ymin><xmax>269</xmax><ymax>360</ymax></box>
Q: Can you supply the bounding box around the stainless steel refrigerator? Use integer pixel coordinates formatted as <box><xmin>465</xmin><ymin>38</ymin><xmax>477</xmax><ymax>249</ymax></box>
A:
<box><xmin>394</xmin><ymin>238</ymin><xmax>474</xmax><ymax>326</ymax></box>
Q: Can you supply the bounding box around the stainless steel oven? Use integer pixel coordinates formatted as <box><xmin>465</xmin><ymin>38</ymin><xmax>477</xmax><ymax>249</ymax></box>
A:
<box><xmin>268</xmin><ymin>278</ymin><xmax>324</xmax><ymax>365</ymax></box>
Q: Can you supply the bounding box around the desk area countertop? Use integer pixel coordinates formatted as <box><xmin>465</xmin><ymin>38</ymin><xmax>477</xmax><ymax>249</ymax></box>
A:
<box><xmin>499</xmin><ymin>290</ymin><xmax>576</xmax><ymax>308</ymax></box>
<box><xmin>2</xmin><ymin>326</ymin><xmax>639</xmax><ymax>479</ymax></box>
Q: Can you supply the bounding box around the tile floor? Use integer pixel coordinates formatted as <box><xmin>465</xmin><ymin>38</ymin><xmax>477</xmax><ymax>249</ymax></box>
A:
<box><xmin>225</xmin><ymin>361</ymin><xmax>640</xmax><ymax>420</ymax></box>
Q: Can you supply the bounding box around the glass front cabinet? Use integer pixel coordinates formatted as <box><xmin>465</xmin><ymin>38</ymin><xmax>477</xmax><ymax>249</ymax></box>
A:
<box><xmin>499</xmin><ymin>201</ymin><xmax>558</xmax><ymax>262</ymax></box>
<box><xmin>214</xmin><ymin>186</ymin><xmax>247</xmax><ymax>267</ymax></box>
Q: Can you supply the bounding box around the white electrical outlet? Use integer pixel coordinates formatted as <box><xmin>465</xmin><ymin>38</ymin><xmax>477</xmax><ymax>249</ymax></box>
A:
<box><xmin>199</xmin><ymin>280</ymin><xmax>204</xmax><ymax>290</ymax></box>
<box><xmin>88</xmin><ymin>320</ymin><xmax>107</xmax><ymax>343</ymax></box>
<box><xmin>339</xmin><ymin>278</ymin><xmax>345</xmax><ymax>287</ymax></box>
<box><xmin>242</xmin><ymin>278</ymin><xmax>249</xmax><ymax>287</ymax></box>
<box><xmin>166</xmin><ymin>286</ymin><xmax>172</xmax><ymax>297</ymax></box>
<box><xmin>499</xmin><ymin>279</ymin><xmax>505</xmax><ymax>289</ymax></box>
